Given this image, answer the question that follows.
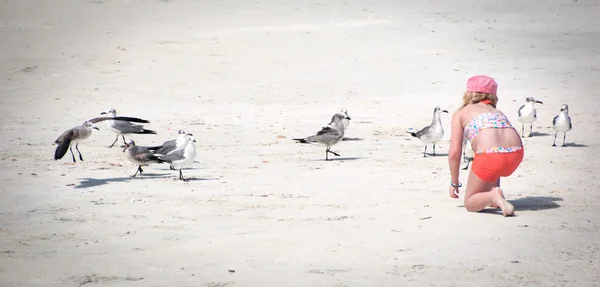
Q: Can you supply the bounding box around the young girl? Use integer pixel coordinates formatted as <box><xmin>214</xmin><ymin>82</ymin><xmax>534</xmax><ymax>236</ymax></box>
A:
<box><xmin>448</xmin><ymin>75</ymin><xmax>524</xmax><ymax>216</ymax></box>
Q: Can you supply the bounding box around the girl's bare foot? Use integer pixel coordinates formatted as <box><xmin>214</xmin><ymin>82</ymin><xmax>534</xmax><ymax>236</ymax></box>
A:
<box><xmin>491</xmin><ymin>187</ymin><xmax>514</xmax><ymax>217</ymax></box>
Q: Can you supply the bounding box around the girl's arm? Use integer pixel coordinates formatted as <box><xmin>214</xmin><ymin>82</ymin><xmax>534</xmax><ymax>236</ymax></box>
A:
<box><xmin>448</xmin><ymin>110</ymin><xmax>464</xmax><ymax>186</ymax></box>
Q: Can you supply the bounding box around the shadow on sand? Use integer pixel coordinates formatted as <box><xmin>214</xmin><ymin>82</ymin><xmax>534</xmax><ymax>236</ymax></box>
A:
<box><xmin>510</xmin><ymin>196</ymin><xmax>563</xmax><ymax>211</ymax></box>
<box><xmin>559</xmin><ymin>143</ymin><xmax>589</xmax><ymax>148</ymax></box>
<box><xmin>179</xmin><ymin>177</ymin><xmax>221</xmax><ymax>182</ymax></box>
<box><xmin>529</xmin><ymin>131</ymin><xmax>552</xmax><ymax>137</ymax></box>
<box><xmin>75</xmin><ymin>173</ymin><xmax>171</xmax><ymax>188</ymax></box>
<box><xmin>342</xmin><ymin>137</ymin><xmax>363</xmax><ymax>141</ymax></box>
<box><xmin>315</xmin><ymin>157</ymin><xmax>364</xmax><ymax>162</ymax></box>
<box><xmin>463</xmin><ymin>196</ymin><xmax>562</xmax><ymax>216</ymax></box>
<box><xmin>424</xmin><ymin>153</ymin><xmax>448</xmax><ymax>157</ymax></box>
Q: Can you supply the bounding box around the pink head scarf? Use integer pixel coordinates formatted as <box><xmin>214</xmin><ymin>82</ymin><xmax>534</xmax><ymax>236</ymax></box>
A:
<box><xmin>466</xmin><ymin>75</ymin><xmax>498</xmax><ymax>95</ymax></box>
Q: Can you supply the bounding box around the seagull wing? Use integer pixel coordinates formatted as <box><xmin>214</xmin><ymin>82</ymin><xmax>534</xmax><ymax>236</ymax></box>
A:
<box><xmin>414</xmin><ymin>125</ymin><xmax>431</xmax><ymax>138</ymax></box>
<box><xmin>88</xmin><ymin>116</ymin><xmax>151</xmax><ymax>124</ymax></box>
<box><xmin>149</xmin><ymin>139</ymin><xmax>177</xmax><ymax>155</ymax></box>
<box><xmin>315</xmin><ymin>126</ymin><xmax>340</xmax><ymax>137</ymax></box>
<box><xmin>54</xmin><ymin>129</ymin><xmax>75</xmax><ymax>160</ymax></box>
<box><xmin>517</xmin><ymin>105</ymin><xmax>526</xmax><ymax>117</ymax></box>
<box><xmin>158</xmin><ymin>149</ymin><xmax>185</xmax><ymax>163</ymax></box>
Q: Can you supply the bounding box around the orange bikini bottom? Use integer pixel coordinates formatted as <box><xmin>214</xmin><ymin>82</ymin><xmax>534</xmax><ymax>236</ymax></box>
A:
<box><xmin>471</xmin><ymin>148</ymin><xmax>524</xmax><ymax>182</ymax></box>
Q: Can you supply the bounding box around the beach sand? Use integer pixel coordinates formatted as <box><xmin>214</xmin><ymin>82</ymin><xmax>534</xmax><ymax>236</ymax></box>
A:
<box><xmin>1</xmin><ymin>0</ymin><xmax>599</xmax><ymax>286</ymax></box>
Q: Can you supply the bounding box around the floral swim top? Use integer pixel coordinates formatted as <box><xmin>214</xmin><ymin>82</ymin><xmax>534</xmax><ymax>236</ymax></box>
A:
<box><xmin>464</xmin><ymin>112</ymin><xmax>514</xmax><ymax>141</ymax></box>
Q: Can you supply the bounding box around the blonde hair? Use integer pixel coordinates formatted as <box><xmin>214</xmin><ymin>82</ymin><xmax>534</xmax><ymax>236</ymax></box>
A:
<box><xmin>462</xmin><ymin>91</ymin><xmax>498</xmax><ymax>108</ymax></box>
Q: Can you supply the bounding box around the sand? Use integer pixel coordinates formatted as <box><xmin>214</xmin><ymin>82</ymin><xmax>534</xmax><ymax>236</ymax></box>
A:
<box><xmin>1</xmin><ymin>0</ymin><xmax>599</xmax><ymax>286</ymax></box>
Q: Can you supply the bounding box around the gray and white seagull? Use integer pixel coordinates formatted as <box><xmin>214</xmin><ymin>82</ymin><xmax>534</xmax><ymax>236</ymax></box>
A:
<box><xmin>293</xmin><ymin>113</ymin><xmax>351</xmax><ymax>161</ymax></box>
<box><xmin>157</xmin><ymin>133</ymin><xmax>197</xmax><ymax>181</ymax></box>
<box><xmin>100</xmin><ymin>108</ymin><xmax>157</xmax><ymax>148</ymax></box>
<box><xmin>410</xmin><ymin>106</ymin><xmax>448</xmax><ymax>157</ymax></box>
<box><xmin>147</xmin><ymin>129</ymin><xmax>188</xmax><ymax>170</ymax></box>
<box><xmin>54</xmin><ymin>116</ymin><xmax>151</xmax><ymax>163</ymax></box>
<box><xmin>517</xmin><ymin>97</ymin><xmax>543</xmax><ymax>137</ymax></box>
<box><xmin>552</xmin><ymin>104</ymin><xmax>573</xmax><ymax>147</ymax></box>
<box><xmin>123</xmin><ymin>140</ymin><xmax>165</xmax><ymax>177</ymax></box>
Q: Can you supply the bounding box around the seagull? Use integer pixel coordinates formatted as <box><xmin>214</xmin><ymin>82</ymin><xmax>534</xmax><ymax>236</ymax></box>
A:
<box><xmin>517</xmin><ymin>97</ymin><xmax>543</xmax><ymax>137</ymax></box>
<box><xmin>54</xmin><ymin>116</ymin><xmax>151</xmax><ymax>163</ymax></box>
<box><xmin>293</xmin><ymin>113</ymin><xmax>350</xmax><ymax>161</ymax></box>
<box><xmin>157</xmin><ymin>133</ymin><xmax>197</xmax><ymax>181</ymax></box>
<box><xmin>462</xmin><ymin>137</ymin><xmax>474</xmax><ymax>170</ymax></box>
<box><xmin>100</xmin><ymin>108</ymin><xmax>157</xmax><ymax>148</ymax></box>
<box><xmin>123</xmin><ymin>140</ymin><xmax>165</xmax><ymax>177</ymax></box>
<box><xmin>552</xmin><ymin>104</ymin><xmax>573</xmax><ymax>147</ymax></box>
<box><xmin>147</xmin><ymin>129</ymin><xmax>188</xmax><ymax>170</ymax></box>
<box><xmin>330</xmin><ymin>108</ymin><xmax>351</xmax><ymax>130</ymax></box>
<box><xmin>410</xmin><ymin>106</ymin><xmax>448</xmax><ymax>157</ymax></box>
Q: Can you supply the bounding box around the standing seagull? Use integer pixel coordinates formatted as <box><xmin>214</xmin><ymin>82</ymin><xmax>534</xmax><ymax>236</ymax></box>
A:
<box><xmin>517</xmin><ymin>97</ymin><xmax>543</xmax><ymax>137</ymax></box>
<box><xmin>293</xmin><ymin>113</ymin><xmax>350</xmax><ymax>161</ymax></box>
<box><xmin>158</xmin><ymin>133</ymin><xmax>197</xmax><ymax>181</ymax></box>
<box><xmin>330</xmin><ymin>108</ymin><xmax>351</xmax><ymax>130</ymax></box>
<box><xmin>123</xmin><ymin>140</ymin><xmax>165</xmax><ymax>177</ymax></box>
<box><xmin>54</xmin><ymin>116</ymin><xmax>151</xmax><ymax>163</ymax></box>
<box><xmin>148</xmin><ymin>129</ymin><xmax>188</xmax><ymax>170</ymax></box>
<box><xmin>552</xmin><ymin>104</ymin><xmax>573</xmax><ymax>147</ymax></box>
<box><xmin>462</xmin><ymin>137</ymin><xmax>474</xmax><ymax>170</ymax></box>
<box><xmin>100</xmin><ymin>108</ymin><xmax>157</xmax><ymax>148</ymax></box>
<box><xmin>410</xmin><ymin>106</ymin><xmax>448</xmax><ymax>157</ymax></box>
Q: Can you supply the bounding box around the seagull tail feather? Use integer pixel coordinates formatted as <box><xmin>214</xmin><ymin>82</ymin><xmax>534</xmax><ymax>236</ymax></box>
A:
<box><xmin>136</xmin><ymin>129</ymin><xmax>157</xmax><ymax>135</ymax></box>
<box><xmin>54</xmin><ymin>140</ymin><xmax>70</xmax><ymax>160</ymax></box>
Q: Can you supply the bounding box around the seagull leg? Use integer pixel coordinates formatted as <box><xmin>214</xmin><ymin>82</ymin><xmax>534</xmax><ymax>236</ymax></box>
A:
<box><xmin>462</xmin><ymin>159</ymin><xmax>471</xmax><ymax>170</ymax></box>
<box><xmin>108</xmin><ymin>136</ymin><xmax>119</xmax><ymax>148</ymax></box>
<box><xmin>529</xmin><ymin>123</ymin><xmax>533</xmax><ymax>137</ymax></box>
<box><xmin>179</xmin><ymin>169</ymin><xmax>188</xmax><ymax>181</ymax></box>
<box><xmin>552</xmin><ymin>132</ymin><xmax>557</xmax><ymax>147</ymax></box>
<box><xmin>521</xmin><ymin>124</ymin><xmax>524</xmax><ymax>137</ymax></box>
<box><xmin>131</xmin><ymin>166</ymin><xmax>143</xmax><ymax>177</ymax></box>
<box><xmin>433</xmin><ymin>144</ymin><xmax>436</xmax><ymax>156</ymax></box>
<box><xmin>75</xmin><ymin>144</ymin><xmax>84</xmax><ymax>161</ymax></box>
<box><xmin>170</xmin><ymin>165</ymin><xmax>175</xmax><ymax>170</ymax></box>
<box><xmin>562</xmin><ymin>133</ymin><xmax>567</xmax><ymax>147</ymax></box>
<box><xmin>69</xmin><ymin>146</ymin><xmax>76</xmax><ymax>163</ymax></box>
<box><xmin>132</xmin><ymin>166</ymin><xmax>144</xmax><ymax>177</ymax></box>
<box><xmin>423</xmin><ymin>145</ymin><xmax>427</xmax><ymax>157</ymax></box>
<box><xmin>325</xmin><ymin>147</ymin><xmax>329</xmax><ymax>161</ymax></box>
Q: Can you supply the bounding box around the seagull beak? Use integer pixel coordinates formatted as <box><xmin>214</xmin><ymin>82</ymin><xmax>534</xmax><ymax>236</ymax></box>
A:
<box><xmin>123</xmin><ymin>145</ymin><xmax>128</xmax><ymax>153</ymax></box>
<box><xmin>93</xmin><ymin>127</ymin><xmax>100</xmax><ymax>130</ymax></box>
<box><xmin>345</xmin><ymin>116</ymin><xmax>351</xmax><ymax>120</ymax></box>
<box><xmin>442</xmin><ymin>110</ymin><xmax>449</xmax><ymax>113</ymax></box>
<box><xmin>535</xmin><ymin>100</ymin><xmax>543</xmax><ymax>104</ymax></box>
<box><xmin>100</xmin><ymin>112</ymin><xmax>107</xmax><ymax>115</ymax></box>
<box><xmin>193</xmin><ymin>139</ymin><xmax>197</xmax><ymax>143</ymax></box>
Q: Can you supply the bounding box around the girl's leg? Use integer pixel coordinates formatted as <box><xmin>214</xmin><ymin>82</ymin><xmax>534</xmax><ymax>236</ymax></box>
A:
<box><xmin>464</xmin><ymin>171</ymin><xmax>514</xmax><ymax>216</ymax></box>
<box><xmin>488</xmin><ymin>179</ymin><xmax>501</xmax><ymax>208</ymax></box>
<box><xmin>464</xmin><ymin>170</ymin><xmax>497</xmax><ymax>212</ymax></box>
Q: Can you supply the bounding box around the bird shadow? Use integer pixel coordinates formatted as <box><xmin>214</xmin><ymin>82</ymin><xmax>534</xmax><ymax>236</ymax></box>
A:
<box><xmin>75</xmin><ymin>173</ymin><xmax>171</xmax><ymax>189</ymax></box>
<box><xmin>313</xmin><ymin>157</ymin><xmax>364</xmax><ymax>162</ymax></box>
<box><xmin>342</xmin><ymin>137</ymin><xmax>363</xmax><ymax>141</ymax></box>
<box><xmin>529</xmin><ymin>131</ymin><xmax>551</xmax><ymax>137</ymax></box>
<box><xmin>424</xmin><ymin>153</ymin><xmax>448</xmax><ymax>157</ymax></box>
<box><xmin>180</xmin><ymin>177</ymin><xmax>220</xmax><ymax>182</ymax></box>
<box><xmin>560</xmin><ymin>143</ymin><xmax>588</xmax><ymax>148</ymax></box>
